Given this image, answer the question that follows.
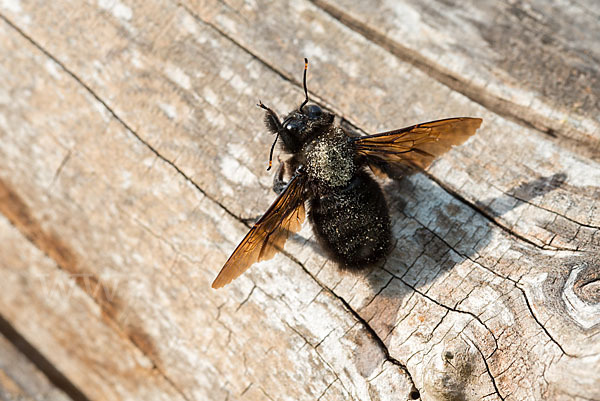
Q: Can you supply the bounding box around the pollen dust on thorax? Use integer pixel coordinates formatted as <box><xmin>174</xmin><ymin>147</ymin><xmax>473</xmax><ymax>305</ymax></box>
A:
<box><xmin>306</xmin><ymin>129</ymin><xmax>355</xmax><ymax>187</ymax></box>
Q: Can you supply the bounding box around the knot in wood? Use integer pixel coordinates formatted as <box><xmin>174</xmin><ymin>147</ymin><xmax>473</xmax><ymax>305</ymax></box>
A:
<box><xmin>572</xmin><ymin>262</ymin><xmax>600</xmax><ymax>304</ymax></box>
<box><xmin>562</xmin><ymin>262</ymin><xmax>600</xmax><ymax>329</ymax></box>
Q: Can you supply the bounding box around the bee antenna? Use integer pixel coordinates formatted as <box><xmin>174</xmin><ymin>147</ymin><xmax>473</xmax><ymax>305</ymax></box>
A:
<box><xmin>299</xmin><ymin>58</ymin><xmax>309</xmax><ymax>112</ymax></box>
<box><xmin>267</xmin><ymin>132</ymin><xmax>280</xmax><ymax>171</ymax></box>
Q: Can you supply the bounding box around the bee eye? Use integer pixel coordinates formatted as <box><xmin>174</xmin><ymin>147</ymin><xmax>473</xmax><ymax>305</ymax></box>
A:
<box><xmin>306</xmin><ymin>105</ymin><xmax>322</xmax><ymax>119</ymax></box>
<box><xmin>285</xmin><ymin>120</ymin><xmax>303</xmax><ymax>131</ymax></box>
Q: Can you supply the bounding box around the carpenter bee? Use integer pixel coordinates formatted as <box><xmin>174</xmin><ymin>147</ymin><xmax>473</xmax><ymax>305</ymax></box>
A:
<box><xmin>212</xmin><ymin>59</ymin><xmax>482</xmax><ymax>289</ymax></box>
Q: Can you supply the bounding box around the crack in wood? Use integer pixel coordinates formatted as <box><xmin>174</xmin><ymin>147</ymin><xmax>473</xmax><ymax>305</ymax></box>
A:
<box><xmin>488</xmin><ymin>180</ymin><xmax>600</xmax><ymax>231</ymax></box>
<box><xmin>178</xmin><ymin>1</ymin><xmax>594</xmax><ymax>255</ymax></box>
<box><xmin>385</xmin><ymin>267</ymin><xmax>500</xmax><ymax>357</ymax></box>
<box><xmin>176</xmin><ymin>2</ymin><xmax>353</xmax><ymax>124</ymax></box>
<box><xmin>2</xmin><ymin>4</ymin><xmax>592</xmax><ymax>398</ymax></box>
<box><xmin>425</xmin><ymin>172</ymin><xmax>583</xmax><ymax>252</ymax></box>
<box><xmin>239</xmin><ymin>381</ymin><xmax>253</xmax><ymax>396</ymax></box>
<box><xmin>405</xmin><ymin>208</ymin><xmax>573</xmax><ymax>357</ymax></box>
<box><xmin>469</xmin><ymin>337</ymin><xmax>506</xmax><ymax>401</ymax></box>
<box><xmin>280</xmin><ymin>317</ymin><xmax>358</xmax><ymax>398</ymax></box>
<box><xmin>514</xmin><ymin>283</ymin><xmax>571</xmax><ymax>357</ymax></box>
<box><xmin>235</xmin><ymin>284</ymin><xmax>257</xmax><ymax>312</ymax></box>
<box><xmin>0</xmin><ymin>13</ymin><xmax>241</xmax><ymax>228</ymax></box>
<box><xmin>316</xmin><ymin>377</ymin><xmax>338</xmax><ymax>401</ymax></box>
<box><xmin>48</xmin><ymin>150</ymin><xmax>72</xmax><ymax>190</ymax></box>
<box><xmin>0</xmin><ymin>179</ymin><xmax>194</xmax><ymax>401</ymax></box>
<box><xmin>0</xmin><ymin>314</ymin><xmax>91</xmax><ymax>401</ymax></box>
<box><xmin>282</xmin><ymin>248</ymin><xmax>421</xmax><ymax>392</ymax></box>
<box><xmin>426</xmin><ymin>309</ymin><xmax>451</xmax><ymax>342</ymax></box>
<box><xmin>0</xmin><ymin>13</ymin><xmax>197</xmax><ymax>401</ymax></box>
<box><xmin>308</xmin><ymin>0</ymin><xmax>600</xmax><ymax>162</ymax></box>
<box><xmin>1</xmin><ymin>10</ymin><xmax>422</xmax><ymax>394</ymax></box>
<box><xmin>286</xmin><ymin>257</ymin><xmax>419</xmax><ymax>392</ymax></box>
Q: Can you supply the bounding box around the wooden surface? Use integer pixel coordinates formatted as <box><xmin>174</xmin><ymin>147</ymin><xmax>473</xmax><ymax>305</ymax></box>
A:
<box><xmin>0</xmin><ymin>331</ymin><xmax>71</xmax><ymax>401</ymax></box>
<box><xmin>0</xmin><ymin>0</ymin><xmax>598</xmax><ymax>400</ymax></box>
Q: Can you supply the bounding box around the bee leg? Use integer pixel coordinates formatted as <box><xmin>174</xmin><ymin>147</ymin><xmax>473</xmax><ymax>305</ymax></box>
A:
<box><xmin>272</xmin><ymin>160</ymin><xmax>287</xmax><ymax>194</ymax></box>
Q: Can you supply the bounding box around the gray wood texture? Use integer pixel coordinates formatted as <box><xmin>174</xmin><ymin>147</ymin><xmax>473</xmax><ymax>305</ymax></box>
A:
<box><xmin>0</xmin><ymin>334</ymin><xmax>71</xmax><ymax>401</ymax></box>
<box><xmin>0</xmin><ymin>0</ymin><xmax>598</xmax><ymax>400</ymax></box>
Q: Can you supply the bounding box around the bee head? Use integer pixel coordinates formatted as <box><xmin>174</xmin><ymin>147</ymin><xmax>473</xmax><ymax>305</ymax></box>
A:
<box><xmin>279</xmin><ymin>103</ymin><xmax>334</xmax><ymax>150</ymax></box>
<box><xmin>261</xmin><ymin>58</ymin><xmax>333</xmax><ymax>170</ymax></box>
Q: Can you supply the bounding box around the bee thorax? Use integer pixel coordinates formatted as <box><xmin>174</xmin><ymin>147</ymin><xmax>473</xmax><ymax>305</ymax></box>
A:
<box><xmin>304</xmin><ymin>129</ymin><xmax>355</xmax><ymax>188</ymax></box>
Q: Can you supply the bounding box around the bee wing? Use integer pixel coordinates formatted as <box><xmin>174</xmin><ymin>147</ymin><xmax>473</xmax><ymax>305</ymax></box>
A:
<box><xmin>352</xmin><ymin>117</ymin><xmax>482</xmax><ymax>175</ymax></box>
<box><xmin>212</xmin><ymin>171</ymin><xmax>308</xmax><ymax>289</ymax></box>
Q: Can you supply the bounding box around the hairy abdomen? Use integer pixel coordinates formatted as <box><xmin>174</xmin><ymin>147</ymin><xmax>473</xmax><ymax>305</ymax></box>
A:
<box><xmin>308</xmin><ymin>171</ymin><xmax>391</xmax><ymax>270</ymax></box>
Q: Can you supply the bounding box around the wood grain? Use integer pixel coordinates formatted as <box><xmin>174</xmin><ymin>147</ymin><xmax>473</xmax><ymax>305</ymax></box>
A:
<box><xmin>0</xmin><ymin>0</ymin><xmax>598</xmax><ymax>400</ymax></box>
<box><xmin>0</xmin><ymin>333</ymin><xmax>71</xmax><ymax>401</ymax></box>
<box><xmin>311</xmin><ymin>0</ymin><xmax>600</xmax><ymax>159</ymax></box>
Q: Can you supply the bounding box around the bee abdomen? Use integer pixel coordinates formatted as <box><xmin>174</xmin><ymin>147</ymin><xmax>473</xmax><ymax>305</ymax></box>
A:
<box><xmin>308</xmin><ymin>171</ymin><xmax>392</xmax><ymax>270</ymax></box>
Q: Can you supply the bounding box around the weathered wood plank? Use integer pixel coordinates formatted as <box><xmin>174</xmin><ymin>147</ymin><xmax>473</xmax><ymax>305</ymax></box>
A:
<box><xmin>0</xmin><ymin>9</ymin><xmax>413</xmax><ymax>401</ymax></box>
<box><xmin>0</xmin><ymin>212</ymin><xmax>190</xmax><ymax>401</ymax></box>
<box><xmin>185</xmin><ymin>0</ymin><xmax>600</xmax><ymax>244</ymax></box>
<box><xmin>0</xmin><ymin>333</ymin><xmax>71</xmax><ymax>401</ymax></box>
<box><xmin>0</xmin><ymin>0</ymin><xmax>598</xmax><ymax>400</ymax></box>
<box><xmin>172</xmin><ymin>6</ymin><xmax>599</xmax><ymax>399</ymax></box>
<box><xmin>4</xmin><ymin>0</ymin><xmax>598</xmax><ymax>251</ymax></box>
<box><xmin>309</xmin><ymin>0</ymin><xmax>600</xmax><ymax>159</ymax></box>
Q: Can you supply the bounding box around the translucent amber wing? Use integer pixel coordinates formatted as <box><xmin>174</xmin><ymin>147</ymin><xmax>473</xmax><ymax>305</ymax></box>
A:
<box><xmin>353</xmin><ymin>117</ymin><xmax>482</xmax><ymax>172</ymax></box>
<box><xmin>212</xmin><ymin>172</ymin><xmax>307</xmax><ymax>289</ymax></box>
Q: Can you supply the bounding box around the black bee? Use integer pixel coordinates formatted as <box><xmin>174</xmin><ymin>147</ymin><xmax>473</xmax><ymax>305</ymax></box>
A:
<box><xmin>212</xmin><ymin>59</ymin><xmax>482</xmax><ymax>288</ymax></box>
